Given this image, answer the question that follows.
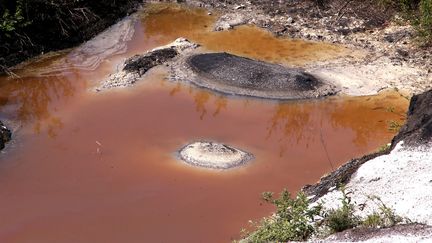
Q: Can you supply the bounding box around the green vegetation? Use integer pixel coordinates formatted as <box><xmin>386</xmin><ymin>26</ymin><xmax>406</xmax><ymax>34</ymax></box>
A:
<box><xmin>0</xmin><ymin>0</ymin><xmax>30</xmax><ymax>35</ymax></box>
<box><xmin>378</xmin><ymin>143</ymin><xmax>391</xmax><ymax>152</ymax></box>
<box><xmin>322</xmin><ymin>188</ymin><xmax>360</xmax><ymax>233</ymax></box>
<box><xmin>241</xmin><ymin>187</ymin><xmax>408</xmax><ymax>242</ymax></box>
<box><xmin>244</xmin><ymin>190</ymin><xmax>322</xmax><ymax>242</ymax></box>
<box><xmin>388</xmin><ymin>120</ymin><xmax>403</xmax><ymax>132</ymax></box>
<box><xmin>388</xmin><ymin>0</ymin><xmax>432</xmax><ymax>44</ymax></box>
<box><xmin>362</xmin><ymin>195</ymin><xmax>404</xmax><ymax>228</ymax></box>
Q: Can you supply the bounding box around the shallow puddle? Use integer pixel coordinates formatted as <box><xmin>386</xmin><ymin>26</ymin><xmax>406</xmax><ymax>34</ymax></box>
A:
<box><xmin>0</xmin><ymin>3</ymin><xmax>408</xmax><ymax>243</ymax></box>
<box><xmin>138</xmin><ymin>4</ymin><xmax>351</xmax><ymax>66</ymax></box>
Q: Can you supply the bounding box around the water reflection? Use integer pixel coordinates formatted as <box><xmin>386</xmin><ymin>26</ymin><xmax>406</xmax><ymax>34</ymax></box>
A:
<box><xmin>0</xmin><ymin>72</ymin><xmax>84</xmax><ymax>137</ymax></box>
<box><xmin>266</xmin><ymin>103</ymin><xmax>315</xmax><ymax>157</ymax></box>
<box><xmin>169</xmin><ymin>85</ymin><xmax>407</xmax><ymax>157</ymax></box>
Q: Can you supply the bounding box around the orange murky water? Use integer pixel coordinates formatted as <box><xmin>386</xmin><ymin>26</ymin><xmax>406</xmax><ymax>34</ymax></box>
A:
<box><xmin>0</xmin><ymin>4</ymin><xmax>408</xmax><ymax>243</ymax></box>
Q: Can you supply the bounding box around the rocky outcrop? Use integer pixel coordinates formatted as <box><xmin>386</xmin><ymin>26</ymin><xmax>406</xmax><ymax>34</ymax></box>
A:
<box><xmin>178</xmin><ymin>141</ymin><xmax>253</xmax><ymax>169</ymax></box>
<box><xmin>392</xmin><ymin>89</ymin><xmax>432</xmax><ymax>146</ymax></box>
<box><xmin>182</xmin><ymin>52</ymin><xmax>338</xmax><ymax>99</ymax></box>
<box><xmin>0</xmin><ymin>121</ymin><xmax>11</xmax><ymax>150</ymax></box>
<box><xmin>96</xmin><ymin>38</ymin><xmax>198</xmax><ymax>91</ymax></box>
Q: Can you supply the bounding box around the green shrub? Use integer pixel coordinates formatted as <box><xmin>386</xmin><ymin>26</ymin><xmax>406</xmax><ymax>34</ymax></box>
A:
<box><xmin>418</xmin><ymin>0</ymin><xmax>432</xmax><ymax>41</ymax></box>
<box><xmin>241</xmin><ymin>187</ymin><xmax>408</xmax><ymax>242</ymax></box>
<box><xmin>244</xmin><ymin>190</ymin><xmax>322</xmax><ymax>242</ymax></box>
<box><xmin>0</xmin><ymin>0</ymin><xmax>30</xmax><ymax>35</ymax></box>
<box><xmin>390</xmin><ymin>0</ymin><xmax>432</xmax><ymax>43</ymax></box>
<box><xmin>388</xmin><ymin>120</ymin><xmax>402</xmax><ymax>132</ymax></box>
<box><xmin>378</xmin><ymin>143</ymin><xmax>391</xmax><ymax>152</ymax></box>
<box><xmin>323</xmin><ymin>188</ymin><xmax>360</xmax><ymax>233</ymax></box>
<box><xmin>363</xmin><ymin>213</ymin><xmax>383</xmax><ymax>228</ymax></box>
<box><xmin>362</xmin><ymin>196</ymin><xmax>404</xmax><ymax>228</ymax></box>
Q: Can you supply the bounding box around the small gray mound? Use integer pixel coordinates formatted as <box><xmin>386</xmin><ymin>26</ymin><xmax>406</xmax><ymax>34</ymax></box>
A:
<box><xmin>178</xmin><ymin>141</ymin><xmax>253</xmax><ymax>169</ymax></box>
<box><xmin>186</xmin><ymin>53</ymin><xmax>338</xmax><ymax>99</ymax></box>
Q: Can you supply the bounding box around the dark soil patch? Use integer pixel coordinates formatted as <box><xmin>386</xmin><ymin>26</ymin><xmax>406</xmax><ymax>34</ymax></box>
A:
<box><xmin>302</xmin><ymin>151</ymin><xmax>387</xmax><ymax>202</ymax></box>
<box><xmin>124</xmin><ymin>48</ymin><xmax>178</xmax><ymax>75</ymax></box>
<box><xmin>186</xmin><ymin>52</ymin><xmax>337</xmax><ymax>99</ymax></box>
<box><xmin>392</xmin><ymin>89</ymin><xmax>432</xmax><ymax>146</ymax></box>
<box><xmin>0</xmin><ymin>121</ymin><xmax>11</xmax><ymax>150</ymax></box>
<box><xmin>0</xmin><ymin>0</ymin><xmax>143</xmax><ymax>75</ymax></box>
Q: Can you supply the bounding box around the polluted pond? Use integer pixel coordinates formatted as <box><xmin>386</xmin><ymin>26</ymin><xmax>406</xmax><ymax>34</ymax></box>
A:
<box><xmin>0</xmin><ymin>3</ymin><xmax>410</xmax><ymax>243</ymax></box>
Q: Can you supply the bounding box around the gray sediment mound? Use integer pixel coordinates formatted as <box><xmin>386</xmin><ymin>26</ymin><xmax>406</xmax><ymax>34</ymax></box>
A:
<box><xmin>178</xmin><ymin>141</ymin><xmax>253</xmax><ymax>169</ymax></box>
<box><xmin>183</xmin><ymin>53</ymin><xmax>339</xmax><ymax>99</ymax></box>
<box><xmin>99</xmin><ymin>39</ymin><xmax>338</xmax><ymax>100</ymax></box>
<box><xmin>0</xmin><ymin>121</ymin><xmax>11</xmax><ymax>150</ymax></box>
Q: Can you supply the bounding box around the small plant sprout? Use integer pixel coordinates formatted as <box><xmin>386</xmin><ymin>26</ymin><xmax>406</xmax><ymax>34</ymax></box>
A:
<box><xmin>243</xmin><ymin>189</ymin><xmax>323</xmax><ymax>242</ymax></box>
<box><xmin>323</xmin><ymin>186</ymin><xmax>360</xmax><ymax>233</ymax></box>
<box><xmin>388</xmin><ymin>120</ymin><xmax>402</xmax><ymax>132</ymax></box>
<box><xmin>363</xmin><ymin>195</ymin><xmax>404</xmax><ymax>228</ymax></box>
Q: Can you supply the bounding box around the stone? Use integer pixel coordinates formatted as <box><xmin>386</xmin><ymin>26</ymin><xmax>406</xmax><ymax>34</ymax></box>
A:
<box><xmin>214</xmin><ymin>13</ymin><xmax>248</xmax><ymax>31</ymax></box>
<box><xmin>0</xmin><ymin>121</ymin><xmax>11</xmax><ymax>150</ymax></box>
<box><xmin>178</xmin><ymin>141</ymin><xmax>253</xmax><ymax>169</ymax></box>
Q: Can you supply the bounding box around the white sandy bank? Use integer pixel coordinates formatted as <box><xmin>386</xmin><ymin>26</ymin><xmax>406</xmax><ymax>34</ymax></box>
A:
<box><xmin>317</xmin><ymin>141</ymin><xmax>432</xmax><ymax>225</ymax></box>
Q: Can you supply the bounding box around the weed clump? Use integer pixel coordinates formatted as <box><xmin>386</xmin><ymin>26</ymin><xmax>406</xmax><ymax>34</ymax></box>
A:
<box><xmin>362</xmin><ymin>195</ymin><xmax>404</xmax><ymax>228</ymax></box>
<box><xmin>386</xmin><ymin>0</ymin><xmax>432</xmax><ymax>44</ymax></box>
<box><xmin>245</xmin><ymin>190</ymin><xmax>322</xmax><ymax>242</ymax></box>
<box><xmin>322</xmin><ymin>188</ymin><xmax>360</xmax><ymax>233</ymax></box>
<box><xmin>241</xmin><ymin>187</ymin><xmax>408</xmax><ymax>242</ymax></box>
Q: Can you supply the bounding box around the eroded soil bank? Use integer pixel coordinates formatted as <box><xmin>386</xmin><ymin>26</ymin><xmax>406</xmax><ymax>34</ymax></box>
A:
<box><xmin>0</xmin><ymin>0</ymin><xmax>143</xmax><ymax>74</ymax></box>
<box><xmin>0</xmin><ymin>3</ymin><xmax>412</xmax><ymax>242</ymax></box>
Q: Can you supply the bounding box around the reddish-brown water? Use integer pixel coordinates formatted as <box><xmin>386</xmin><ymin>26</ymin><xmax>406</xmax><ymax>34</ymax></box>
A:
<box><xmin>0</xmin><ymin>4</ymin><xmax>408</xmax><ymax>243</ymax></box>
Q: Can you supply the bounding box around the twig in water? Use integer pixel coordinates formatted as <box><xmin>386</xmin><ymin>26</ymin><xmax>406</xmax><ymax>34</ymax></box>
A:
<box><xmin>320</xmin><ymin>128</ymin><xmax>334</xmax><ymax>171</ymax></box>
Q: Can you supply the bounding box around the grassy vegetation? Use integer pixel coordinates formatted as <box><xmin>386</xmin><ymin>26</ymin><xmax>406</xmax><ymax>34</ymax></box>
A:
<box><xmin>386</xmin><ymin>0</ymin><xmax>432</xmax><ymax>44</ymax></box>
<box><xmin>388</xmin><ymin>120</ymin><xmax>403</xmax><ymax>132</ymax></box>
<box><xmin>322</xmin><ymin>188</ymin><xmax>360</xmax><ymax>233</ymax></box>
<box><xmin>378</xmin><ymin>143</ymin><xmax>391</xmax><ymax>152</ymax></box>
<box><xmin>241</xmin><ymin>187</ymin><xmax>408</xmax><ymax>242</ymax></box>
<box><xmin>362</xmin><ymin>195</ymin><xmax>404</xmax><ymax>228</ymax></box>
<box><xmin>0</xmin><ymin>0</ymin><xmax>30</xmax><ymax>35</ymax></box>
<box><xmin>243</xmin><ymin>190</ymin><xmax>322</xmax><ymax>242</ymax></box>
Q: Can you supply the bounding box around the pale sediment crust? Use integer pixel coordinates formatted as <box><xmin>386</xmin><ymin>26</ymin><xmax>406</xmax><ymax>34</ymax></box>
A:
<box><xmin>178</xmin><ymin>141</ymin><xmax>254</xmax><ymax>169</ymax></box>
